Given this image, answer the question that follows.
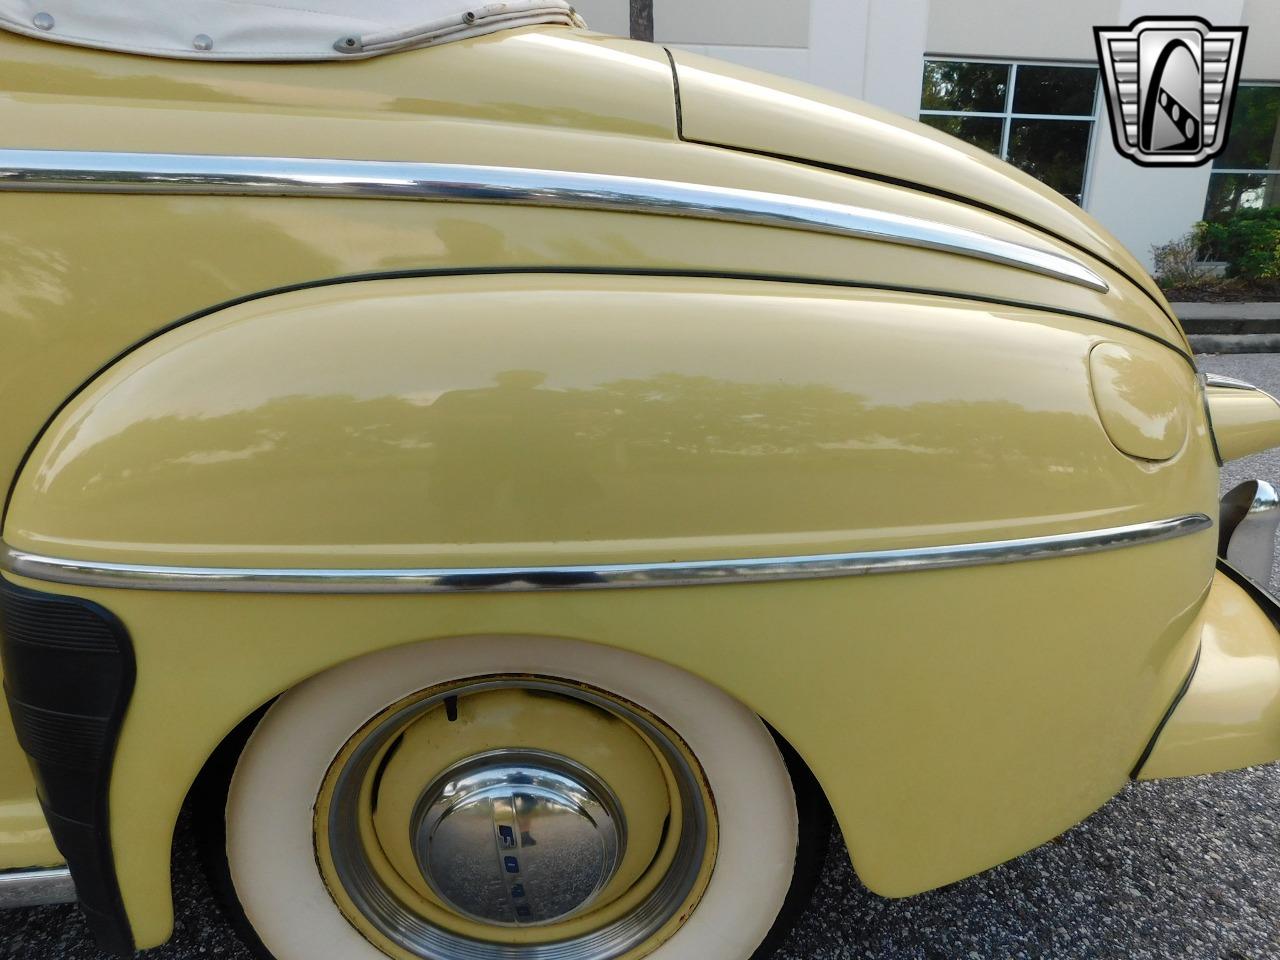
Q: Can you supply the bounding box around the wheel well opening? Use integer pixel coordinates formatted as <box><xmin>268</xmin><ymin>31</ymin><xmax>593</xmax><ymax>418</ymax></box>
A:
<box><xmin>170</xmin><ymin>647</ymin><xmax>839</xmax><ymax>958</ymax></box>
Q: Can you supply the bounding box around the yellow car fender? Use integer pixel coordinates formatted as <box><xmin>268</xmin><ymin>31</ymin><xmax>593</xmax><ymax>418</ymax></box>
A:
<box><xmin>3</xmin><ymin>272</ymin><xmax>1220</xmax><ymax>947</ymax></box>
<box><xmin>1137</xmin><ymin>564</ymin><xmax>1280</xmax><ymax>781</ymax></box>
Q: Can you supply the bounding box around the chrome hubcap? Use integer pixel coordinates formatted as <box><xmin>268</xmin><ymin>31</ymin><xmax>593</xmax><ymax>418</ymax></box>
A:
<box><xmin>414</xmin><ymin>751</ymin><xmax>625</xmax><ymax>926</ymax></box>
<box><xmin>320</xmin><ymin>677</ymin><xmax>714</xmax><ymax>960</ymax></box>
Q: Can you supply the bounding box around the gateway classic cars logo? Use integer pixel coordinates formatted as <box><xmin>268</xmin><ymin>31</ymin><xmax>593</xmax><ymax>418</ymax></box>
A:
<box><xmin>1094</xmin><ymin>16</ymin><xmax>1247</xmax><ymax>166</ymax></box>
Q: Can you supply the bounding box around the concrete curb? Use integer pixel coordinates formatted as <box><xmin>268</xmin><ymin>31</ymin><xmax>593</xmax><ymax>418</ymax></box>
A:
<box><xmin>1190</xmin><ymin>334</ymin><xmax>1280</xmax><ymax>355</ymax></box>
<box><xmin>1172</xmin><ymin>302</ymin><xmax>1280</xmax><ymax>337</ymax></box>
<box><xmin>1173</xmin><ymin>303</ymin><xmax>1280</xmax><ymax>351</ymax></box>
<box><xmin>1172</xmin><ymin>302</ymin><xmax>1280</xmax><ymax>321</ymax></box>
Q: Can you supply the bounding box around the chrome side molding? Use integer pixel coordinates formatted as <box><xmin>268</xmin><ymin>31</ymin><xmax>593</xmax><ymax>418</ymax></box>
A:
<box><xmin>0</xmin><ymin>148</ymin><xmax>1108</xmax><ymax>291</ymax></box>
<box><xmin>1219</xmin><ymin>480</ymin><xmax>1280</xmax><ymax>586</ymax></box>
<box><xmin>0</xmin><ymin>866</ymin><xmax>76</xmax><ymax>910</ymax></box>
<box><xmin>1205</xmin><ymin>373</ymin><xmax>1258</xmax><ymax>391</ymax></box>
<box><xmin>1</xmin><ymin>514</ymin><xmax>1210</xmax><ymax>594</ymax></box>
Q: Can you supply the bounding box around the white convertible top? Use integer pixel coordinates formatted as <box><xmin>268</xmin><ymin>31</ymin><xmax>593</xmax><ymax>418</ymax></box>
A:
<box><xmin>0</xmin><ymin>0</ymin><xmax>585</xmax><ymax>61</ymax></box>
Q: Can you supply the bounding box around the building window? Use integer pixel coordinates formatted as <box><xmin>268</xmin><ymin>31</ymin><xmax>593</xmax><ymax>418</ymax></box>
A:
<box><xmin>919</xmin><ymin>59</ymin><xmax>1099</xmax><ymax>205</ymax></box>
<box><xmin>1204</xmin><ymin>84</ymin><xmax>1280</xmax><ymax>222</ymax></box>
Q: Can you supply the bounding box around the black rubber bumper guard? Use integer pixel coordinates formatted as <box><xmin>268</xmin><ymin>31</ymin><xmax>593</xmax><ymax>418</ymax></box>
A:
<box><xmin>0</xmin><ymin>576</ymin><xmax>136</xmax><ymax>956</ymax></box>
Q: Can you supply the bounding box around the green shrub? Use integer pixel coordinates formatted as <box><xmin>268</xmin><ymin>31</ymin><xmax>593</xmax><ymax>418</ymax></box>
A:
<box><xmin>1151</xmin><ymin>232</ymin><xmax>1217</xmax><ymax>292</ymax></box>
<box><xmin>1195</xmin><ymin>208</ymin><xmax>1280</xmax><ymax>281</ymax></box>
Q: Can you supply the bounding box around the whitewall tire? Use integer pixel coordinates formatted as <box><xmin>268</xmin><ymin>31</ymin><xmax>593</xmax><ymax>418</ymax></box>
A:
<box><xmin>206</xmin><ymin>635</ymin><xmax>826</xmax><ymax>960</ymax></box>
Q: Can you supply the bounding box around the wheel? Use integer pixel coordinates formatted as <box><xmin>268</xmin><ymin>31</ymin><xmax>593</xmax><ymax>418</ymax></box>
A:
<box><xmin>198</xmin><ymin>635</ymin><xmax>829</xmax><ymax>960</ymax></box>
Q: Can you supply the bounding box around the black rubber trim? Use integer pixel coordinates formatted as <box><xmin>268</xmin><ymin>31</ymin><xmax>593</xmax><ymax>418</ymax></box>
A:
<box><xmin>1130</xmin><ymin>644</ymin><xmax>1201</xmax><ymax>780</ymax></box>
<box><xmin>0</xmin><ymin>576</ymin><xmax>135</xmax><ymax>956</ymax></box>
<box><xmin>0</xmin><ymin>265</ymin><xmax>1198</xmax><ymax>527</ymax></box>
<box><xmin>664</xmin><ymin>47</ymin><xmax>685</xmax><ymax>139</ymax></box>
<box><xmin>1201</xmin><ymin>377</ymin><xmax>1225</xmax><ymax>467</ymax></box>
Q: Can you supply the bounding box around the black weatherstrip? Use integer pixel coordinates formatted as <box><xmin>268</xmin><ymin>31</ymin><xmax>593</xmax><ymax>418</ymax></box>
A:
<box><xmin>1</xmin><ymin>266</ymin><xmax>1197</xmax><ymax>527</ymax></box>
<box><xmin>1129</xmin><ymin>644</ymin><xmax>1200</xmax><ymax>779</ymax></box>
<box><xmin>665</xmin><ymin>47</ymin><xmax>685</xmax><ymax>138</ymax></box>
<box><xmin>1200</xmin><ymin>378</ymin><xmax>1225</xmax><ymax>467</ymax></box>
<box><xmin>0</xmin><ymin>578</ymin><xmax>136</xmax><ymax>956</ymax></box>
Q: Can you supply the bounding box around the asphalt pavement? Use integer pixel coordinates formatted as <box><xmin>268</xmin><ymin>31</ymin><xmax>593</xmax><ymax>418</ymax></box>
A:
<box><xmin>5</xmin><ymin>353</ymin><xmax>1280</xmax><ymax>960</ymax></box>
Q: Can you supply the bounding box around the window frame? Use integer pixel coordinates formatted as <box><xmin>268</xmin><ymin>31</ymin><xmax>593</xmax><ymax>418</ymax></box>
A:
<box><xmin>919</xmin><ymin>55</ymin><xmax>1102</xmax><ymax>206</ymax></box>
<box><xmin>1209</xmin><ymin>80</ymin><xmax>1280</xmax><ymax>177</ymax></box>
<box><xmin>1204</xmin><ymin>80</ymin><xmax>1280</xmax><ymax>222</ymax></box>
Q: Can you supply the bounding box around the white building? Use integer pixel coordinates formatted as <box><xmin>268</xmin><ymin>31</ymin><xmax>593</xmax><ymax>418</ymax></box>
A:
<box><xmin>573</xmin><ymin>0</ymin><xmax>1280</xmax><ymax>270</ymax></box>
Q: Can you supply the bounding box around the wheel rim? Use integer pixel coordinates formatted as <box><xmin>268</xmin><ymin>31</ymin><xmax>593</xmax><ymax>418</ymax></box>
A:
<box><xmin>315</xmin><ymin>676</ymin><xmax>717</xmax><ymax>960</ymax></box>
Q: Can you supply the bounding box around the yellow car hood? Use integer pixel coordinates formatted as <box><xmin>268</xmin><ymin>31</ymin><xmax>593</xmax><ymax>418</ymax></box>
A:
<box><xmin>668</xmin><ymin>49</ymin><xmax>1173</xmax><ymax>319</ymax></box>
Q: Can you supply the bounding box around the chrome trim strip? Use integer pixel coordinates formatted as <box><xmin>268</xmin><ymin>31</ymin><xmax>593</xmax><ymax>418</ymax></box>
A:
<box><xmin>1</xmin><ymin>515</ymin><xmax>1211</xmax><ymax>594</ymax></box>
<box><xmin>1204</xmin><ymin>372</ymin><xmax>1280</xmax><ymax>412</ymax></box>
<box><xmin>0</xmin><ymin>149</ymin><xmax>1108</xmax><ymax>292</ymax></box>
<box><xmin>0</xmin><ymin>867</ymin><xmax>76</xmax><ymax>910</ymax></box>
<box><xmin>1205</xmin><ymin>373</ymin><xmax>1259</xmax><ymax>391</ymax></box>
